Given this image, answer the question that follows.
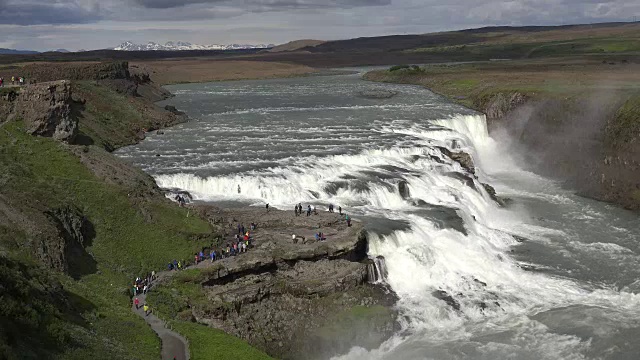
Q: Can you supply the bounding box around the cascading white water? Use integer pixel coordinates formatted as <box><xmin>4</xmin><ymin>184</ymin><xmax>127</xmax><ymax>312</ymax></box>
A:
<box><xmin>116</xmin><ymin>74</ymin><xmax>640</xmax><ymax>359</ymax></box>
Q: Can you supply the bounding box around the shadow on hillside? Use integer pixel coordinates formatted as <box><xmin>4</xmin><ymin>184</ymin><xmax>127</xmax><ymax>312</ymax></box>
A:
<box><xmin>70</xmin><ymin>99</ymin><xmax>94</xmax><ymax>146</ymax></box>
<box><xmin>0</xmin><ymin>256</ymin><xmax>98</xmax><ymax>358</ymax></box>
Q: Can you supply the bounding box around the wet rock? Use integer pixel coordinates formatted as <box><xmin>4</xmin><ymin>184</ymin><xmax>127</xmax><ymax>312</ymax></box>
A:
<box><xmin>164</xmin><ymin>105</ymin><xmax>185</xmax><ymax>115</ymax></box>
<box><xmin>473</xmin><ymin>278</ymin><xmax>487</xmax><ymax>287</ymax></box>
<box><xmin>481</xmin><ymin>182</ymin><xmax>506</xmax><ymax>206</ymax></box>
<box><xmin>432</xmin><ymin>290</ymin><xmax>461</xmax><ymax>311</ymax></box>
<box><xmin>450</xmin><ymin>152</ymin><xmax>475</xmax><ymax>174</ymax></box>
<box><xmin>398</xmin><ymin>180</ymin><xmax>410</xmax><ymax>199</ymax></box>
<box><xmin>358</xmin><ymin>89</ymin><xmax>398</xmax><ymax>99</ymax></box>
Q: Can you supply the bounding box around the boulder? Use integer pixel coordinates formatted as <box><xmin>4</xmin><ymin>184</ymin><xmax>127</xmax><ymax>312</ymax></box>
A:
<box><xmin>450</xmin><ymin>151</ymin><xmax>475</xmax><ymax>174</ymax></box>
<box><xmin>14</xmin><ymin>80</ymin><xmax>77</xmax><ymax>143</ymax></box>
<box><xmin>481</xmin><ymin>182</ymin><xmax>507</xmax><ymax>207</ymax></box>
<box><xmin>398</xmin><ymin>180</ymin><xmax>410</xmax><ymax>199</ymax></box>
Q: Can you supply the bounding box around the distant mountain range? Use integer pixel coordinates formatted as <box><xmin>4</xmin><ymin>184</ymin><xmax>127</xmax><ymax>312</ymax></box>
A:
<box><xmin>0</xmin><ymin>48</ymin><xmax>70</xmax><ymax>54</ymax></box>
<box><xmin>113</xmin><ymin>41</ymin><xmax>275</xmax><ymax>51</ymax></box>
<box><xmin>0</xmin><ymin>48</ymin><xmax>40</xmax><ymax>55</ymax></box>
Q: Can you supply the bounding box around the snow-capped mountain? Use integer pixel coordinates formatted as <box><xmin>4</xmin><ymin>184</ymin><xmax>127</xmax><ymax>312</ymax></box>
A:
<box><xmin>113</xmin><ymin>41</ymin><xmax>274</xmax><ymax>51</ymax></box>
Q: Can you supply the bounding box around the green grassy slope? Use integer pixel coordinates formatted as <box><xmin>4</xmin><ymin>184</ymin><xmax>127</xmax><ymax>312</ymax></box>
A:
<box><xmin>0</xmin><ymin>79</ymin><xmax>254</xmax><ymax>359</ymax></box>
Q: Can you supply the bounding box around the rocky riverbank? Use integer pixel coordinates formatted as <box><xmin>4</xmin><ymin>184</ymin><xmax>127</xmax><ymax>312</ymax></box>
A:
<box><xmin>149</xmin><ymin>207</ymin><xmax>399</xmax><ymax>360</ymax></box>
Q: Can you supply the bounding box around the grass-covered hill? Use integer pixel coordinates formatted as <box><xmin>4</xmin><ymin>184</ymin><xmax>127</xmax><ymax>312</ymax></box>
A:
<box><xmin>0</xmin><ymin>63</ymin><xmax>271</xmax><ymax>359</ymax></box>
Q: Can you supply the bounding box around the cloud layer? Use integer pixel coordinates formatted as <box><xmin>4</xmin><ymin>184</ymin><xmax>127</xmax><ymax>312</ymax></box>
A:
<box><xmin>1</xmin><ymin>0</ymin><xmax>638</xmax><ymax>51</ymax></box>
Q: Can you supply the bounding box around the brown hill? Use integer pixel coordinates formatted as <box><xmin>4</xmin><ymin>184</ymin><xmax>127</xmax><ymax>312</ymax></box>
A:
<box><xmin>268</xmin><ymin>39</ymin><xmax>325</xmax><ymax>52</ymax></box>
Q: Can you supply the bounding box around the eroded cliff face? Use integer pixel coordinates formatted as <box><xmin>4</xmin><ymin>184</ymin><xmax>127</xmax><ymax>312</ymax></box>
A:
<box><xmin>482</xmin><ymin>91</ymin><xmax>640</xmax><ymax>210</ymax></box>
<box><xmin>13</xmin><ymin>80</ymin><xmax>78</xmax><ymax>143</ymax></box>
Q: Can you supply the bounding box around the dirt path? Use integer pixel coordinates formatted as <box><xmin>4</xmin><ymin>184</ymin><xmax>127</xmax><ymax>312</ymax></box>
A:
<box><xmin>132</xmin><ymin>286</ymin><xmax>190</xmax><ymax>360</ymax></box>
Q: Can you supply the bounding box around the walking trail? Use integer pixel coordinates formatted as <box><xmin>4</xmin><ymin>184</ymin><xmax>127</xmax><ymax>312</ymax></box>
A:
<box><xmin>132</xmin><ymin>272</ymin><xmax>190</xmax><ymax>360</ymax></box>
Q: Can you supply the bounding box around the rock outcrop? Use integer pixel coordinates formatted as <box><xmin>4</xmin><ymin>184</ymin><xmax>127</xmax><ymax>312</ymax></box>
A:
<box><xmin>13</xmin><ymin>80</ymin><xmax>77</xmax><ymax>143</ymax></box>
<box><xmin>156</xmin><ymin>208</ymin><xmax>398</xmax><ymax>360</ymax></box>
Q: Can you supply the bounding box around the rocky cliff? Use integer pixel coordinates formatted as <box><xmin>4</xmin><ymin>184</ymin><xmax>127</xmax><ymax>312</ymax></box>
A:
<box><xmin>149</xmin><ymin>208</ymin><xmax>399</xmax><ymax>360</ymax></box>
<box><xmin>12</xmin><ymin>80</ymin><xmax>78</xmax><ymax>143</ymax></box>
<box><xmin>481</xmin><ymin>91</ymin><xmax>640</xmax><ymax>210</ymax></box>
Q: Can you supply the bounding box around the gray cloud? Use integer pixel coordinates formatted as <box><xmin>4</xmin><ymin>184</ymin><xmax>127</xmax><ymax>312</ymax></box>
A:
<box><xmin>1</xmin><ymin>0</ymin><xmax>638</xmax><ymax>51</ymax></box>
<box><xmin>134</xmin><ymin>0</ymin><xmax>390</xmax><ymax>10</ymax></box>
<box><xmin>0</xmin><ymin>0</ymin><xmax>104</xmax><ymax>25</ymax></box>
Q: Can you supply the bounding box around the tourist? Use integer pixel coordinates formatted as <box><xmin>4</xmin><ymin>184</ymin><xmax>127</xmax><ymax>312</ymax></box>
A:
<box><xmin>307</xmin><ymin>205</ymin><xmax>311</xmax><ymax>217</ymax></box>
<box><xmin>339</xmin><ymin>206</ymin><xmax>342</xmax><ymax>215</ymax></box>
<box><xmin>173</xmin><ymin>259</ymin><xmax>178</xmax><ymax>270</ymax></box>
<box><xmin>315</xmin><ymin>233</ymin><xmax>320</xmax><ymax>241</ymax></box>
<box><xmin>294</xmin><ymin>204</ymin><xmax>299</xmax><ymax>216</ymax></box>
<box><xmin>143</xmin><ymin>285</ymin><xmax>148</xmax><ymax>294</ymax></box>
<box><xmin>237</xmin><ymin>224</ymin><xmax>242</xmax><ymax>234</ymax></box>
<box><xmin>313</xmin><ymin>205</ymin><xmax>317</xmax><ymax>215</ymax></box>
<box><xmin>151</xmin><ymin>270</ymin><xmax>156</xmax><ymax>280</ymax></box>
<box><xmin>210</xmin><ymin>250</ymin><xmax>216</xmax><ymax>262</ymax></box>
<box><xmin>194</xmin><ymin>253</ymin><xmax>199</xmax><ymax>265</ymax></box>
<box><xmin>346</xmin><ymin>214</ymin><xmax>351</xmax><ymax>227</ymax></box>
<box><xmin>134</xmin><ymin>297</ymin><xmax>140</xmax><ymax>309</ymax></box>
<box><xmin>143</xmin><ymin>304</ymin><xmax>150</xmax><ymax>316</ymax></box>
<box><xmin>242</xmin><ymin>242</ymin><xmax>247</xmax><ymax>253</ymax></box>
<box><xmin>238</xmin><ymin>184</ymin><xmax>241</xmax><ymax>194</ymax></box>
<box><xmin>0</xmin><ymin>77</ymin><xmax>3</xmax><ymax>87</ymax></box>
<box><xmin>11</xmin><ymin>76</ymin><xmax>15</xmax><ymax>85</ymax></box>
<box><xmin>199</xmin><ymin>250</ymin><xmax>204</xmax><ymax>261</ymax></box>
<box><xmin>266</xmin><ymin>203</ymin><xmax>270</xmax><ymax>212</ymax></box>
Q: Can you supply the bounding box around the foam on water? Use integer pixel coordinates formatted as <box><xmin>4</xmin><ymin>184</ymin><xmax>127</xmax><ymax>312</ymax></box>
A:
<box><xmin>116</xmin><ymin>74</ymin><xmax>640</xmax><ymax>359</ymax></box>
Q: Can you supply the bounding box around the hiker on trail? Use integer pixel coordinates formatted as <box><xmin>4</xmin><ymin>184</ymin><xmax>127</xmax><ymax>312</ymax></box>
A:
<box><xmin>19</xmin><ymin>77</ymin><xmax>24</xmax><ymax>85</ymax></box>
<box><xmin>329</xmin><ymin>204</ymin><xmax>334</xmax><ymax>213</ymax></box>
<box><xmin>173</xmin><ymin>259</ymin><xmax>178</xmax><ymax>270</ymax></box>
<box><xmin>194</xmin><ymin>253</ymin><xmax>199</xmax><ymax>265</ymax></box>
<box><xmin>151</xmin><ymin>270</ymin><xmax>156</xmax><ymax>280</ymax></box>
<box><xmin>294</xmin><ymin>204</ymin><xmax>299</xmax><ymax>216</ymax></box>
<box><xmin>143</xmin><ymin>304</ymin><xmax>150</xmax><ymax>316</ymax></box>
<box><xmin>134</xmin><ymin>297</ymin><xmax>140</xmax><ymax>309</ymax></box>
<box><xmin>11</xmin><ymin>76</ymin><xmax>15</xmax><ymax>85</ymax></box>
<box><xmin>210</xmin><ymin>250</ymin><xmax>216</xmax><ymax>262</ymax></box>
<box><xmin>307</xmin><ymin>205</ymin><xmax>311</xmax><ymax>217</ymax></box>
<box><xmin>177</xmin><ymin>260</ymin><xmax>182</xmax><ymax>270</ymax></box>
<box><xmin>339</xmin><ymin>206</ymin><xmax>342</xmax><ymax>215</ymax></box>
<box><xmin>143</xmin><ymin>285</ymin><xmax>148</xmax><ymax>294</ymax></box>
<box><xmin>251</xmin><ymin>222</ymin><xmax>256</xmax><ymax>230</ymax></box>
<box><xmin>242</xmin><ymin>242</ymin><xmax>247</xmax><ymax>253</ymax></box>
<box><xmin>266</xmin><ymin>203</ymin><xmax>270</xmax><ymax>212</ymax></box>
<box><xmin>241</xmin><ymin>225</ymin><xmax>245</xmax><ymax>235</ymax></box>
<box><xmin>346</xmin><ymin>214</ymin><xmax>351</xmax><ymax>227</ymax></box>
<box><xmin>0</xmin><ymin>78</ymin><xmax>3</xmax><ymax>87</ymax></box>
<box><xmin>313</xmin><ymin>205</ymin><xmax>317</xmax><ymax>215</ymax></box>
<box><xmin>237</xmin><ymin>224</ymin><xmax>242</xmax><ymax>234</ymax></box>
<box><xmin>238</xmin><ymin>184</ymin><xmax>241</xmax><ymax>194</ymax></box>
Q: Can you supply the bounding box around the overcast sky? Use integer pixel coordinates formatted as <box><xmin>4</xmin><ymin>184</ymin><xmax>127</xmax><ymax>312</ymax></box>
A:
<box><xmin>0</xmin><ymin>0</ymin><xmax>638</xmax><ymax>51</ymax></box>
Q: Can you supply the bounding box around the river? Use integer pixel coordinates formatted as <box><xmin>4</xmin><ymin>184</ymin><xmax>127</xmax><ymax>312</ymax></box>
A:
<box><xmin>115</xmin><ymin>70</ymin><xmax>640</xmax><ymax>360</ymax></box>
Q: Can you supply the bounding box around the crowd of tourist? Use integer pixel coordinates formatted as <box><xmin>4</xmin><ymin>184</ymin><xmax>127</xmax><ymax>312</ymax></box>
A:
<box><xmin>0</xmin><ymin>76</ymin><xmax>27</xmax><ymax>87</ymax></box>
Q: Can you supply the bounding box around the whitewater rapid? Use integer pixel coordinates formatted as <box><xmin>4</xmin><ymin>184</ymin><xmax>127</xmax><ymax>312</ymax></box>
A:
<box><xmin>116</xmin><ymin>72</ymin><xmax>640</xmax><ymax>359</ymax></box>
